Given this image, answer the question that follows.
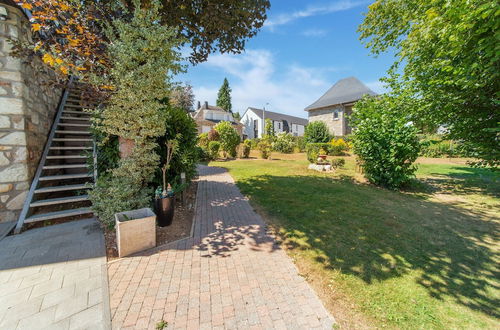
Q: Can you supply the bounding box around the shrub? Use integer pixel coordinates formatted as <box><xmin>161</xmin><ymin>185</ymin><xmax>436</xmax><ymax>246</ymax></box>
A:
<box><xmin>208</xmin><ymin>128</ymin><xmax>220</xmax><ymax>141</ymax></box>
<box><xmin>241</xmin><ymin>140</ymin><xmax>251</xmax><ymax>158</ymax></box>
<box><xmin>330</xmin><ymin>138</ymin><xmax>349</xmax><ymax>156</ymax></box>
<box><xmin>249</xmin><ymin>138</ymin><xmax>260</xmax><ymax>149</ymax></box>
<box><xmin>304</xmin><ymin>121</ymin><xmax>331</xmax><ymax>144</ymax></box>
<box><xmin>258</xmin><ymin>140</ymin><xmax>272</xmax><ymax>159</ymax></box>
<box><xmin>419</xmin><ymin>135</ymin><xmax>462</xmax><ymax>157</ymax></box>
<box><xmin>272</xmin><ymin>132</ymin><xmax>295</xmax><ymax>153</ymax></box>
<box><xmin>294</xmin><ymin>136</ymin><xmax>307</xmax><ymax>152</ymax></box>
<box><xmin>331</xmin><ymin>158</ymin><xmax>346</xmax><ymax>169</ymax></box>
<box><xmin>214</xmin><ymin>121</ymin><xmax>240</xmax><ymax>158</ymax></box>
<box><xmin>198</xmin><ymin>133</ymin><xmax>209</xmax><ymax>148</ymax></box>
<box><xmin>208</xmin><ymin>141</ymin><xmax>221</xmax><ymax>160</ymax></box>
<box><xmin>306</xmin><ymin>143</ymin><xmax>332</xmax><ymax>163</ymax></box>
<box><xmin>351</xmin><ymin>96</ymin><xmax>421</xmax><ymax>189</ymax></box>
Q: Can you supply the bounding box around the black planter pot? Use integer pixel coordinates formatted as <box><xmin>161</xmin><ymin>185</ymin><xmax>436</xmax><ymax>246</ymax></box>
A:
<box><xmin>154</xmin><ymin>196</ymin><xmax>174</xmax><ymax>227</ymax></box>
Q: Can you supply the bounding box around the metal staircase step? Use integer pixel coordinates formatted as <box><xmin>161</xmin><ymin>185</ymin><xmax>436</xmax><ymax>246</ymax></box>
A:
<box><xmin>55</xmin><ymin>130</ymin><xmax>91</xmax><ymax>135</ymax></box>
<box><xmin>35</xmin><ymin>184</ymin><xmax>89</xmax><ymax>194</ymax></box>
<box><xmin>39</xmin><ymin>173</ymin><xmax>92</xmax><ymax>181</ymax></box>
<box><xmin>63</xmin><ymin>110</ymin><xmax>90</xmax><ymax>115</ymax></box>
<box><xmin>60</xmin><ymin>116</ymin><xmax>90</xmax><ymax>121</ymax></box>
<box><xmin>30</xmin><ymin>195</ymin><xmax>89</xmax><ymax>207</ymax></box>
<box><xmin>52</xmin><ymin>138</ymin><xmax>92</xmax><ymax>142</ymax></box>
<box><xmin>24</xmin><ymin>207</ymin><xmax>93</xmax><ymax>223</ymax></box>
<box><xmin>49</xmin><ymin>146</ymin><xmax>92</xmax><ymax>150</ymax></box>
<box><xmin>43</xmin><ymin>164</ymin><xmax>88</xmax><ymax>170</ymax></box>
<box><xmin>58</xmin><ymin>123</ymin><xmax>91</xmax><ymax>127</ymax></box>
<box><xmin>46</xmin><ymin>155</ymin><xmax>87</xmax><ymax>159</ymax></box>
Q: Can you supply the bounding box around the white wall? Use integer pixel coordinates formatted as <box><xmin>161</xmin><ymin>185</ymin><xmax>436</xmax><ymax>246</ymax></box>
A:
<box><xmin>241</xmin><ymin>109</ymin><xmax>262</xmax><ymax>138</ymax></box>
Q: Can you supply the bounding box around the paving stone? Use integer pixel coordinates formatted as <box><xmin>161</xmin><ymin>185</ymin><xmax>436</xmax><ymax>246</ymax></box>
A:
<box><xmin>107</xmin><ymin>165</ymin><xmax>335</xmax><ymax>329</ymax></box>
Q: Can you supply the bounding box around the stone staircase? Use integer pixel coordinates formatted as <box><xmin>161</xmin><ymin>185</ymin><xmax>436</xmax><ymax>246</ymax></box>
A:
<box><xmin>13</xmin><ymin>81</ymin><xmax>98</xmax><ymax>234</ymax></box>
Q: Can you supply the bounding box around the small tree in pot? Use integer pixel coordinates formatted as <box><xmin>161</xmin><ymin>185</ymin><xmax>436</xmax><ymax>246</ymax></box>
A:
<box><xmin>155</xmin><ymin>139</ymin><xmax>178</xmax><ymax>227</ymax></box>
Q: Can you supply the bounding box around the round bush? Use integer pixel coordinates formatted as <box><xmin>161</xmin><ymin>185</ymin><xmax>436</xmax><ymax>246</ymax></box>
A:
<box><xmin>241</xmin><ymin>140</ymin><xmax>251</xmax><ymax>158</ymax></box>
<box><xmin>208</xmin><ymin>141</ymin><xmax>221</xmax><ymax>160</ymax></box>
<box><xmin>258</xmin><ymin>140</ymin><xmax>272</xmax><ymax>159</ymax></box>
<box><xmin>272</xmin><ymin>132</ymin><xmax>295</xmax><ymax>153</ymax></box>
<box><xmin>214</xmin><ymin>121</ymin><xmax>240</xmax><ymax>158</ymax></box>
<box><xmin>304</xmin><ymin>121</ymin><xmax>331</xmax><ymax>144</ymax></box>
<box><xmin>352</xmin><ymin>96</ymin><xmax>421</xmax><ymax>189</ymax></box>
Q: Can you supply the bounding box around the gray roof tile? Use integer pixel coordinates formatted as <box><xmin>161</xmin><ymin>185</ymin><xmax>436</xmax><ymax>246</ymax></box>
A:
<box><xmin>247</xmin><ymin>108</ymin><xmax>308</xmax><ymax>126</ymax></box>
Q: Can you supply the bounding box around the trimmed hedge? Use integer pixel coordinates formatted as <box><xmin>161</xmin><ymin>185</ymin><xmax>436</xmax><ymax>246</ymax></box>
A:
<box><xmin>306</xmin><ymin>143</ymin><xmax>347</xmax><ymax>163</ymax></box>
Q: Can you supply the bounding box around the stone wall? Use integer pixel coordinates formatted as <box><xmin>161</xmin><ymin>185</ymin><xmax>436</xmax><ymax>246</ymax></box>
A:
<box><xmin>0</xmin><ymin>3</ymin><xmax>63</xmax><ymax>222</ymax></box>
<box><xmin>308</xmin><ymin>105</ymin><xmax>353</xmax><ymax>137</ymax></box>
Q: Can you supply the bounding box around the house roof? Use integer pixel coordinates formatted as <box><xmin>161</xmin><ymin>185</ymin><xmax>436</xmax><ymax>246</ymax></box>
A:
<box><xmin>247</xmin><ymin>108</ymin><xmax>308</xmax><ymax>126</ymax></box>
<box><xmin>304</xmin><ymin>77</ymin><xmax>377</xmax><ymax>111</ymax></box>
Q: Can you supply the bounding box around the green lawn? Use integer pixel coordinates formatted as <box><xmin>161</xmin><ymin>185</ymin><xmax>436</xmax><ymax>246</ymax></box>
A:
<box><xmin>211</xmin><ymin>155</ymin><xmax>499</xmax><ymax>329</ymax></box>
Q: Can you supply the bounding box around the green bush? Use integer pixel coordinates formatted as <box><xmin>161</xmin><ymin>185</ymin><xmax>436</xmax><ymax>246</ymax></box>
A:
<box><xmin>419</xmin><ymin>135</ymin><xmax>462</xmax><ymax>157</ymax></box>
<box><xmin>294</xmin><ymin>136</ymin><xmax>307</xmax><ymax>152</ymax></box>
<box><xmin>304</xmin><ymin>121</ymin><xmax>331</xmax><ymax>144</ymax></box>
<box><xmin>241</xmin><ymin>140</ymin><xmax>251</xmax><ymax>158</ymax></box>
<box><xmin>208</xmin><ymin>128</ymin><xmax>219</xmax><ymax>141</ymax></box>
<box><xmin>208</xmin><ymin>141</ymin><xmax>221</xmax><ymax>160</ymax></box>
<box><xmin>331</xmin><ymin>158</ymin><xmax>346</xmax><ymax>169</ymax></box>
<box><xmin>214</xmin><ymin>121</ymin><xmax>240</xmax><ymax>158</ymax></box>
<box><xmin>306</xmin><ymin>143</ymin><xmax>332</xmax><ymax>163</ymax></box>
<box><xmin>198</xmin><ymin>132</ymin><xmax>209</xmax><ymax>148</ymax></box>
<box><xmin>249</xmin><ymin>138</ymin><xmax>260</xmax><ymax>149</ymax></box>
<box><xmin>352</xmin><ymin>96</ymin><xmax>421</xmax><ymax>189</ymax></box>
<box><xmin>272</xmin><ymin>132</ymin><xmax>295</xmax><ymax>153</ymax></box>
<box><xmin>258</xmin><ymin>140</ymin><xmax>272</xmax><ymax>159</ymax></box>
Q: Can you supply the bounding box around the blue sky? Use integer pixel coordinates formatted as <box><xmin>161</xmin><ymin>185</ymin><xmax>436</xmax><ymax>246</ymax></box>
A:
<box><xmin>179</xmin><ymin>0</ymin><xmax>395</xmax><ymax>119</ymax></box>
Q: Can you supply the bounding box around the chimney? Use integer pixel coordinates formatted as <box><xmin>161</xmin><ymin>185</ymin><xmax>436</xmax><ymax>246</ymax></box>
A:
<box><xmin>204</xmin><ymin>101</ymin><xmax>208</xmax><ymax>109</ymax></box>
<box><xmin>196</xmin><ymin>101</ymin><xmax>201</xmax><ymax>109</ymax></box>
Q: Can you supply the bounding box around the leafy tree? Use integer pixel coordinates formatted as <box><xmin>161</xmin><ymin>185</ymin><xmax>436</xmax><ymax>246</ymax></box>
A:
<box><xmin>214</xmin><ymin>121</ymin><xmax>240</xmax><ymax>158</ymax></box>
<box><xmin>358</xmin><ymin>0</ymin><xmax>499</xmax><ymax>167</ymax></box>
<box><xmin>304</xmin><ymin>121</ymin><xmax>331</xmax><ymax>144</ymax></box>
<box><xmin>216</xmin><ymin>78</ymin><xmax>232</xmax><ymax>112</ymax></box>
<box><xmin>351</xmin><ymin>95</ymin><xmax>421</xmax><ymax>189</ymax></box>
<box><xmin>264</xmin><ymin>118</ymin><xmax>275</xmax><ymax>137</ymax></box>
<box><xmin>232</xmin><ymin>112</ymin><xmax>241</xmax><ymax>121</ymax></box>
<box><xmin>170</xmin><ymin>83</ymin><xmax>195</xmax><ymax>112</ymax></box>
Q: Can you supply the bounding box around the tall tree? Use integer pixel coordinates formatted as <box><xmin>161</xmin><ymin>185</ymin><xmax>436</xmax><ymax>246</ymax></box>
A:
<box><xmin>170</xmin><ymin>83</ymin><xmax>195</xmax><ymax>112</ymax></box>
<box><xmin>216</xmin><ymin>78</ymin><xmax>232</xmax><ymax>112</ymax></box>
<box><xmin>358</xmin><ymin>0</ymin><xmax>499</xmax><ymax>167</ymax></box>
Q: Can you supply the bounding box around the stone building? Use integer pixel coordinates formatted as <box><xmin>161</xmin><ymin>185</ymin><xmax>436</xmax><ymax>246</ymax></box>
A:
<box><xmin>0</xmin><ymin>0</ymin><xmax>63</xmax><ymax>222</ymax></box>
<box><xmin>305</xmin><ymin>77</ymin><xmax>377</xmax><ymax>136</ymax></box>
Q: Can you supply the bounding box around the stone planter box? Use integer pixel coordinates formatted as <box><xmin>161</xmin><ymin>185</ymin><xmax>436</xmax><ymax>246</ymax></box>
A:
<box><xmin>308</xmin><ymin>163</ymin><xmax>332</xmax><ymax>172</ymax></box>
<box><xmin>115</xmin><ymin>208</ymin><xmax>156</xmax><ymax>257</ymax></box>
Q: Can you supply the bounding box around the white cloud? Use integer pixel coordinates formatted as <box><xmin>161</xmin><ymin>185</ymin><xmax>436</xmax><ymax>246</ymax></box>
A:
<box><xmin>301</xmin><ymin>28</ymin><xmax>328</xmax><ymax>37</ymax></box>
<box><xmin>191</xmin><ymin>50</ymin><xmax>347</xmax><ymax>118</ymax></box>
<box><xmin>265</xmin><ymin>1</ymin><xmax>368</xmax><ymax>29</ymax></box>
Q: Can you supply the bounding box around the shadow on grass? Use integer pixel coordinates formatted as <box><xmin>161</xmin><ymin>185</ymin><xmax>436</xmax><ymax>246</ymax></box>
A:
<box><xmin>235</xmin><ymin>174</ymin><xmax>500</xmax><ymax>319</ymax></box>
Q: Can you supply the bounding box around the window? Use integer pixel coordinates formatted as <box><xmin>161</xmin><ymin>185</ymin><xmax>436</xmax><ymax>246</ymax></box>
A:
<box><xmin>333</xmin><ymin>110</ymin><xmax>339</xmax><ymax>120</ymax></box>
<box><xmin>277</xmin><ymin>122</ymin><xmax>281</xmax><ymax>130</ymax></box>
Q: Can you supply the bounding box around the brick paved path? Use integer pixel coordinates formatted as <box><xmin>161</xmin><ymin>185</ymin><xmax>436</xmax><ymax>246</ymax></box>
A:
<box><xmin>0</xmin><ymin>219</ymin><xmax>110</xmax><ymax>329</ymax></box>
<box><xmin>108</xmin><ymin>165</ymin><xmax>335</xmax><ymax>329</ymax></box>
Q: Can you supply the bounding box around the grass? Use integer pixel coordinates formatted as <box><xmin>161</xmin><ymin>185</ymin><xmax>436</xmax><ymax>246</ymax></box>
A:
<box><xmin>211</xmin><ymin>153</ymin><xmax>499</xmax><ymax>329</ymax></box>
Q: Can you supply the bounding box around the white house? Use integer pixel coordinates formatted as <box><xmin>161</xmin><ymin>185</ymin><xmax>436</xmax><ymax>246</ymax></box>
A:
<box><xmin>240</xmin><ymin>107</ymin><xmax>308</xmax><ymax>139</ymax></box>
<box><xmin>191</xmin><ymin>102</ymin><xmax>243</xmax><ymax>136</ymax></box>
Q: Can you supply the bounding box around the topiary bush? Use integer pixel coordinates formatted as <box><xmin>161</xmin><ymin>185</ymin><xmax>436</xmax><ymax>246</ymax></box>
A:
<box><xmin>241</xmin><ymin>140</ymin><xmax>251</xmax><ymax>158</ymax></box>
<box><xmin>304</xmin><ymin>121</ymin><xmax>331</xmax><ymax>144</ymax></box>
<box><xmin>351</xmin><ymin>96</ymin><xmax>421</xmax><ymax>189</ymax></box>
<box><xmin>272</xmin><ymin>132</ymin><xmax>295</xmax><ymax>153</ymax></box>
<box><xmin>208</xmin><ymin>141</ymin><xmax>221</xmax><ymax>160</ymax></box>
<box><xmin>258</xmin><ymin>140</ymin><xmax>272</xmax><ymax>159</ymax></box>
<box><xmin>214</xmin><ymin>121</ymin><xmax>240</xmax><ymax>158</ymax></box>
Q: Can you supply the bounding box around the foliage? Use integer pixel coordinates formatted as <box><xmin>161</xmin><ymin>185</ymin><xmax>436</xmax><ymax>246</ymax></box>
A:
<box><xmin>331</xmin><ymin>158</ymin><xmax>346</xmax><ymax>169</ymax></box>
<box><xmin>294</xmin><ymin>136</ymin><xmax>307</xmax><ymax>152</ymax></box>
<box><xmin>257</xmin><ymin>140</ymin><xmax>272</xmax><ymax>159</ymax></box>
<box><xmin>232</xmin><ymin>112</ymin><xmax>241</xmax><ymax>121</ymax></box>
<box><xmin>214</xmin><ymin>121</ymin><xmax>240</xmax><ymax>158</ymax></box>
<box><xmin>208</xmin><ymin>129</ymin><xmax>220</xmax><ymax>142</ymax></box>
<box><xmin>351</xmin><ymin>95</ymin><xmax>421</xmax><ymax>189</ymax></box>
<box><xmin>241</xmin><ymin>140</ymin><xmax>252</xmax><ymax>158</ymax></box>
<box><xmin>155</xmin><ymin>106</ymin><xmax>199</xmax><ymax>186</ymax></box>
<box><xmin>419</xmin><ymin>135</ymin><xmax>463</xmax><ymax>158</ymax></box>
<box><xmin>264</xmin><ymin>118</ymin><xmax>275</xmax><ymax>138</ymax></box>
<box><xmin>216</xmin><ymin>78</ymin><xmax>232</xmax><ymax>112</ymax></box>
<box><xmin>306</xmin><ymin>143</ymin><xmax>329</xmax><ymax>163</ymax></box>
<box><xmin>208</xmin><ymin>141</ymin><xmax>221</xmax><ymax>160</ymax></box>
<box><xmin>272</xmin><ymin>132</ymin><xmax>295</xmax><ymax>153</ymax></box>
<box><xmin>304</xmin><ymin>121</ymin><xmax>331</xmax><ymax>144</ymax></box>
<box><xmin>249</xmin><ymin>138</ymin><xmax>260</xmax><ymax>150</ymax></box>
<box><xmin>197</xmin><ymin>133</ymin><xmax>209</xmax><ymax>149</ymax></box>
<box><xmin>331</xmin><ymin>138</ymin><xmax>349</xmax><ymax>151</ymax></box>
<box><xmin>169</xmin><ymin>83</ymin><xmax>195</xmax><ymax>112</ymax></box>
<box><xmin>14</xmin><ymin>0</ymin><xmax>270</xmax><ymax>75</ymax></box>
<box><xmin>359</xmin><ymin>0</ymin><xmax>499</xmax><ymax>168</ymax></box>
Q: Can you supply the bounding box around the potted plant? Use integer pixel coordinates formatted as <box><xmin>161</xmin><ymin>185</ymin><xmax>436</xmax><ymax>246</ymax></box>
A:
<box><xmin>318</xmin><ymin>147</ymin><xmax>328</xmax><ymax>160</ymax></box>
<box><xmin>155</xmin><ymin>140</ymin><xmax>178</xmax><ymax>227</ymax></box>
<box><xmin>115</xmin><ymin>208</ymin><xmax>156</xmax><ymax>257</ymax></box>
